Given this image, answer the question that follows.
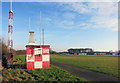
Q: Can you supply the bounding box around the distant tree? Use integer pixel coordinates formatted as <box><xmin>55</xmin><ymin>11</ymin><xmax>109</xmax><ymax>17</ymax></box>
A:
<box><xmin>16</xmin><ymin>50</ymin><xmax>26</xmax><ymax>55</ymax></box>
<box><xmin>50</xmin><ymin>48</ymin><xmax>57</xmax><ymax>54</ymax></box>
<box><xmin>1</xmin><ymin>37</ymin><xmax>16</xmax><ymax>68</ymax></box>
<box><xmin>2</xmin><ymin>40</ymin><xmax>8</xmax><ymax>55</ymax></box>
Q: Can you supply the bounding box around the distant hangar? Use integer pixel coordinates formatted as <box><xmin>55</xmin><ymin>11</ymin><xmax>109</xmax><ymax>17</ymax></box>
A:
<box><xmin>68</xmin><ymin>48</ymin><xmax>114</xmax><ymax>55</ymax></box>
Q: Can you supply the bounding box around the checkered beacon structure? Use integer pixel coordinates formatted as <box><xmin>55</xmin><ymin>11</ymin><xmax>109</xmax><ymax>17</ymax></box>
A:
<box><xmin>26</xmin><ymin>45</ymin><xmax>50</xmax><ymax>69</ymax></box>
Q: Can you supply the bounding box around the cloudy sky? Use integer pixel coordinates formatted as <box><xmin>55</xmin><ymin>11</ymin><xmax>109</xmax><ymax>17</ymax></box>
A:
<box><xmin>2</xmin><ymin>1</ymin><xmax>118</xmax><ymax>52</ymax></box>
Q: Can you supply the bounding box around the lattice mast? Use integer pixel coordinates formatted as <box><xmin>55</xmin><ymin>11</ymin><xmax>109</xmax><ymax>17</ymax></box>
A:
<box><xmin>8</xmin><ymin>0</ymin><xmax>13</xmax><ymax>53</ymax></box>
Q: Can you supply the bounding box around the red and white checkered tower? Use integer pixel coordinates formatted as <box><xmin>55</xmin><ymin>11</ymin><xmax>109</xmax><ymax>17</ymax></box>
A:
<box><xmin>26</xmin><ymin>12</ymin><xmax>50</xmax><ymax>69</ymax></box>
<box><xmin>8</xmin><ymin>0</ymin><xmax>13</xmax><ymax>53</ymax></box>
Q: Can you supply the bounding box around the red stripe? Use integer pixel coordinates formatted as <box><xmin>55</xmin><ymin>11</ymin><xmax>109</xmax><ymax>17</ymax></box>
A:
<box><xmin>42</xmin><ymin>61</ymin><xmax>50</xmax><ymax>68</ymax></box>
<box><xmin>35</xmin><ymin>55</ymin><xmax>42</xmax><ymax>61</ymax></box>
<box><xmin>27</xmin><ymin>62</ymin><xmax>34</xmax><ymax>69</ymax></box>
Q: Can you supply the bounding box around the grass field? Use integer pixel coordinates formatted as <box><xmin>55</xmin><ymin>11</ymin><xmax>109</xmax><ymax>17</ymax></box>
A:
<box><xmin>2</xmin><ymin>55</ymin><xmax>86</xmax><ymax>82</ymax></box>
<box><xmin>51</xmin><ymin>55</ymin><xmax>119</xmax><ymax>78</ymax></box>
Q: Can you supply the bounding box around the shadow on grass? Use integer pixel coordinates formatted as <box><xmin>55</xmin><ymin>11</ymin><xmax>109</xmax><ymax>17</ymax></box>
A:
<box><xmin>9</xmin><ymin>64</ymin><xmax>26</xmax><ymax>69</ymax></box>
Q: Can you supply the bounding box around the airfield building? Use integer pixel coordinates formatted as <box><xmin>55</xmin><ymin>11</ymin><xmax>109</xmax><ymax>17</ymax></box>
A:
<box><xmin>68</xmin><ymin>48</ymin><xmax>93</xmax><ymax>55</ymax></box>
<box><xmin>68</xmin><ymin>48</ymin><xmax>113</xmax><ymax>55</ymax></box>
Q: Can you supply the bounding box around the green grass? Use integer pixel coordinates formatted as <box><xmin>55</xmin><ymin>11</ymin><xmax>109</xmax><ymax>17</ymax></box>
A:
<box><xmin>51</xmin><ymin>55</ymin><xmax>119</xmax><ymax>78</ymax></box>
<box><xmin>15</xmin><ymin>55</ymin><xmax>26</xmax><ymax>64</ymax></box>
<box><xmin>2</xmin><ymin>55</ymin><xmax>87</xmax><ymax>82</ymax></box>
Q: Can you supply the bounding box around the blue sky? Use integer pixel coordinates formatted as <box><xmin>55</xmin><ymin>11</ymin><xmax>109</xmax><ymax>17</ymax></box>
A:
<box><xmin>2</xmin><ymin>2</ymin><xmax>118</xmax><ymax>52</ymax></box>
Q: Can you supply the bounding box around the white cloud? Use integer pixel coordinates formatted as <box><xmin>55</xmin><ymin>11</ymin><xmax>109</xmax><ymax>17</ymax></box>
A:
<box><xmin>60</xmin><ymin>2</ymin><xmax>118</xmax><ymax>31</ymax></box>
<box><xmin>42</xmin><ymin>17</ymin><xmax>52</xmax><ymax>24</ymax></box>
<box><xmin>69</xmin><ymin>3</ymin><xmax>90</xmax><ymax>14</ymax></box>
<box><xmin>56</xmin><ymin>20</ymin><xmax>74</xmax><ymax>29</ymax></box>
<box><xmin>60</xmin><ymin>3</ymin><xmax>91</xmax><ymax>14</ymax></box>
<box><xmin>62</xmin><ymin>20</ymin><xmax>74</xmax><ymax>25</ymax></box>
<box><xmin>89</xmin><ymin>2</ymin><xmax>118</xmax><ymax>31</ymax></box>
<box><xmin>62</xmin><ymin>12</ymin><xmax>76</xmax><ymax>20</ymax></box>
<box><xmin>44</xmin><ymin>17</ymin><xmax>51</xmax><ymax>21</ymax></box>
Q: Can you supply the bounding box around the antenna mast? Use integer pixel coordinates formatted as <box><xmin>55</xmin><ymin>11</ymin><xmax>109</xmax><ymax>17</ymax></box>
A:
<box><xmin>29</xmin><ymin>16</ymin><xmax>30</xmax><ymax>32</ymax></box>
<box><xmin>8</xmin><ymin>0</ymin><xmax>13</xmax><ymax>53</ymax></box>
<box><xmin>10</xmin><ymin>0</ymin><xmax>12</xmax><ymax>11</ymax></box>
<box><xmin>42</xmin><ymin>28</ymin><xmax>44</xmax><ymax>45</ymax></box>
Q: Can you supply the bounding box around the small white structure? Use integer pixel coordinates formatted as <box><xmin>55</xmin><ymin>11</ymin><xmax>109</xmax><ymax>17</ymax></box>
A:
<box><xmin>28</xmin><ymin>32</ymin><xmax>35</xmax><ymax>45</ymax></box>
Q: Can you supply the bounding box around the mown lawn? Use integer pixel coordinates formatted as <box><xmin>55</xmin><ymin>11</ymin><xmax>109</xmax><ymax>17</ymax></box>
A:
<box><xmin>2</xmin><ymin>55</ymin><xmax>87</xmax><ymax>82</ymax></box>
<box><xmin>51</xmin><ymin>55</ymin><xmax>119</xmax><ymax>78</ymax></box>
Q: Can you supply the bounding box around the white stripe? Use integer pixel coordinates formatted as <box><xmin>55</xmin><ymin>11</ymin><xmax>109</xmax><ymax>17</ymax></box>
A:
<box><xmin>43</xmin><ymin>49</ymin><xmax>49</xmax><ymax>54</ymax></box>
<box><xmin>42</xmin><ymin>55</ymin><xmax>49</xmax><ymax>61</ymax></box>
<box><xmin>34</xmin><ymin>48</ymin><xmax>42</xmax><ymax>55</ymax></box>
<box><xmin>34</xmin><ymin>61</ymin><xmax>42</xmax><ymax>68</ymax></box>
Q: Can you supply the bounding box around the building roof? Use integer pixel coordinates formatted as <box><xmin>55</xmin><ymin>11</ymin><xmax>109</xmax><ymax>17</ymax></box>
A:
<box><xmin>26</xmin><ymin>45</ymin><xmax>50</xmax><ymax>47</ymax></box>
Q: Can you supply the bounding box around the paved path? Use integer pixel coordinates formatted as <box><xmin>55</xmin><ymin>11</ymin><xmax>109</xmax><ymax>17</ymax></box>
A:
<box><xmin>51</xmin><ymin>61</ymin><xmax>118</xmax><ymax>82</ymax></box>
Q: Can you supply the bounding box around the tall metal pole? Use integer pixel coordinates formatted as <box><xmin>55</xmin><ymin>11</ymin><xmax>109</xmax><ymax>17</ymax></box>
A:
<box><xmin>42</xmin><ymin>28</ymin><xmax>44</xmax><ymax>45</ymax></box>
<box><xmin>28</xmin><ymin>16</ymin><xmax>30</xmax><ymax>44</ymax></box>
<box><xmin>10</xmin><ymin>0</ymin><xmax>12</xmax><ymax>11</ymax></box>
<box><xmin>40</xmin><ymin>11</ymin><xmax>41</xmax><ymax>47</ymax></box>
<box><xmin>29</xmin><ymin>16</ymin><xmax>30</xmax><ymax>32</ymax></box>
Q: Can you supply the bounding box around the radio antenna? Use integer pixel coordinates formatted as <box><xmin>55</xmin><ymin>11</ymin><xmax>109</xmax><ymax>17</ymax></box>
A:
<box><xmin>10</xmin><ymin>0</ymin><xmax>12</xmax><ymax>11</ymax></box>
<box><xmin>29</xmin><ymin>16</ymin><xmax>30</xmax><ymax>32</ymax></box>
<box><xmin>42</xmin><ymin>28</ymin><xmax>44</xmax><ymax>45</ymax></box>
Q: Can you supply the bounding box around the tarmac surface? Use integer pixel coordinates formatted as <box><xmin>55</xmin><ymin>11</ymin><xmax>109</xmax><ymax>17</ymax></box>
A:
<box><xmin>51</xmin><ymin>61</ymin><xmax>119</xmax><ymax>82</ymax></box>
